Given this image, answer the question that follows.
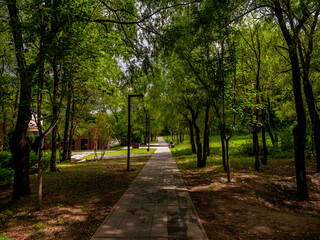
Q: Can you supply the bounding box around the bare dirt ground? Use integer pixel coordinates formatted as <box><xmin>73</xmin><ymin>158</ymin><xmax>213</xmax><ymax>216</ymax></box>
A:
<box><xmin>176</xmin><ymin>156</ymin><xmax>320</xmax><ymax>240</ymax></box>
<box><xmin>0</xmin><ymin>157</ymin><xmax>149</xmax><ymax>240</ymax></box>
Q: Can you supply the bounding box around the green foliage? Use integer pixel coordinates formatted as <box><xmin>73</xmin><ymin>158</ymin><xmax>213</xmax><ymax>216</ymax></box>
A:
<box><xmin>239</xmin><ymin>140</ymin><xmax>254</xmax><ymax>156</ymax></box>
<box><xmin>29</xmin><ymin>151</ymin><xmax>51</xmax><ymax>175</ymax></box>
<box><xmin>0</xmin><ymin>235</ymin><xmax>12</xmax><ymax>240</ymax></box>
<box><xmin>0</xmin><ymin>152</ymin><xmax>13</xmax><ymax>183</ymax></box>
<box><xmin>131</xmin><ymin>130</ymin><xmax>143</xmax><ymax>144</ymax></box>
<box><xmin>0</xmin><ymin>152</ymin><xmax>13</xmax><ymax>169</ymax></box>
<box><xmin>0</xmin><ymin>169</ymin><xmax>13</xmax><ymax>184</ymax></box>
<box><xmin>0</xmin><ymin>151</ymin><xmax>51</xmax><ymax>178</ymax></box>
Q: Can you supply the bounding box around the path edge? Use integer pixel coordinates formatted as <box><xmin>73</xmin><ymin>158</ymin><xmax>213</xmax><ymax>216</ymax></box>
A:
<box><xmin>90</xmin><ymin>155</ymin><xmax>153</xmax><ymax>240</ymax></box>
<box><xmin>170</xmin><ymin>148</ymin><xmax>209</xmax><ymax>240</ymax></box>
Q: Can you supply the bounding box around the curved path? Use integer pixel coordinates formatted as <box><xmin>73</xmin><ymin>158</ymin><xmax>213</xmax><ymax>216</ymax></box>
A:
<box><xmin>91</xmin><ymin>137</ymin><xmax>207</xmax><ymax>239</ymax></box>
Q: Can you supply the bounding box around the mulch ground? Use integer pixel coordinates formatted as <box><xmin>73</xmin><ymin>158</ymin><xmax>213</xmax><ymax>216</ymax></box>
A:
<box><xmin>176</xmin><ymin>156</ymin><xmax>320</xmax><ymax>240</ymax></box>
<box><xmin>0</xmin><ymin>157</ymin><xmax>149</xmax><ymax>240</ymax></box>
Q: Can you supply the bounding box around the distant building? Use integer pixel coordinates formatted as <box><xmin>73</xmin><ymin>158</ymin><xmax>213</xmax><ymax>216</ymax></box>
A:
<box><xmin>73</xmin><ymin>131</ymin><xmax>111</xmax><ymax>151</ymax></box>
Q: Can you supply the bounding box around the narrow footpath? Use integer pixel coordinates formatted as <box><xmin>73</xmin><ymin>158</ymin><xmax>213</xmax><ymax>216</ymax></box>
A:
<box><xmin>91</xmin><ymin>137</ymin><xmax>207</xmax><ymax>239</ymax></box>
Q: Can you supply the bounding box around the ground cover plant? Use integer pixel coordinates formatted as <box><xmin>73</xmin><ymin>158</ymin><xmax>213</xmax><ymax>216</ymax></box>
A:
<box><xmin>172</xmin><ymin>135</ymin><xmax>320</xmax><ymax>240</ymax></box>
<box><xmin>0</xmin><ymin>156</ymin><xmax>150</xmax><ymax>239</ymax></box>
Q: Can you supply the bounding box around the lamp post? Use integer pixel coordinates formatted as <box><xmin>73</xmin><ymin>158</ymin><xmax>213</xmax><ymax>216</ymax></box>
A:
<box><xmin>127</xmin><ymin>94</ymin><xmax>144</xmax><ymax>171</ymax></box>
<box><xmin>148</xmin><ymin>118</ymin><xmax>156</xmax><ymax>152</ymax></box>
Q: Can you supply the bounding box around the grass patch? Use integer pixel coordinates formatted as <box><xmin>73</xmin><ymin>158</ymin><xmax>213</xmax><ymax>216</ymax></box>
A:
<box><xmin>84</xmin><ymin>148</ymin><xmax>156</xmax><ymax>160</ymax></box>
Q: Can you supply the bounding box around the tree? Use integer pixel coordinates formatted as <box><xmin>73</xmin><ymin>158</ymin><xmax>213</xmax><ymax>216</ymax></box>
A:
<box><xmin>6</xmin><ymin>0</ymin><xmax>35</xmax><ymax>200</ymax></box>
<box><xmin>264</xmin><ymin>0</ymin><xmax>318</xmax><ymax>199</ymax></box>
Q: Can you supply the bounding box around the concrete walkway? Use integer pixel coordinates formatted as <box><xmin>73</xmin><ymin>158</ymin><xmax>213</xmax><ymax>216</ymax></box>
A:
<box><xmin>91</xmin><ymin>137</ymin><xmax>207</xmax><ymax>239</ymax></box>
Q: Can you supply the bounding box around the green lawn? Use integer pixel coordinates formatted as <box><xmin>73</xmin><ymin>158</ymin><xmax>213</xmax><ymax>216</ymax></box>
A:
<box><xmin>84</xmin><ymin>148</ymin><xmax>156</xmax><ymax>160</ymax></box>
<box><xmin>167</xmin><ymin>134</ymin><xmax>273</xmax><ymax>156</ymax></box>
<box><xmin>164</xmin><ymin>133</ymin><xmax>286</xmax><ymax>171</ymax></box>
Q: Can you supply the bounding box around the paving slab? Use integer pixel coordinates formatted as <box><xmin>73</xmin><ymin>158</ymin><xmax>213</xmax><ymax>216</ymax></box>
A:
<box><xmin>91</xmin><ymin>137</ymin><xmax>207</xmax><ymax>240</ymax></box>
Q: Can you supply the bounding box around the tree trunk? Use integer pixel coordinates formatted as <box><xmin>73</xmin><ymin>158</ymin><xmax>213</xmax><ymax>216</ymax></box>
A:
<box><xmin>6</xmin><ymin>0</ymin><xmax>32</xmax><ymax>200</ymax></box>
<box><xmin>266</xmin><ymin>98</ymin><xmax>276</xmax><ymax>146</ymax></box>
<box><xmin>254</xmin><ymin>29</ymin><xmax>261</xmax><ymax>171</ymax></box>
<box><xmin>194</xmin><ymin>124</ymin><xmax>203</xmax><ymax>168</ymax></box>
<box><xmin>253</xmin><ymin>127</ymin><xmax>260</xmax><ymax>171</ymax></box>
<box><xmin>68</xmin><ymin>98</ymin><xmax>75</xmax><ymax>161</ymax></box>
<box><xmin>62</xmin><ymin>82</ymin><xmax>72</xmax><ymax>162</ymax></box>
<box><xmin>50</xmin><ymin>126</ymin><xmax>58</xmax><ymax>171</ymax></box>
<box><xmin>36</xmin><ymin>7</ymin><xmax>47</xmax><ymax>210</ymax></box>
<box><xmin>188</xmin><ymin>105</ymin><xmax>202</xmax><ymax>167</ymax></box>
<box><xmin>202</xmin><ymin>105</ymin><xmax>210</xmax><ymax>167</ymax></box>
<box><xmin>50</xmin><ymin>56</ymin><xmax>59</xmax><ymax>172</ymax></box>
<box><xmin>297</xmin><ymin>15</ymin><xmax>320</xmax><ymax>172</ymax></box>
<box><xmin>290</xmin><ymin>47</ymin><xmax>308</xmax><ymax>199</ymax></box>
<box><xmin>144</xmin><ymin>113</ymin><xmax>148</xmax><ymax>145</ymax></box>
<box><xmin>206</xmin><ymin>130</ymin><xmax>210</xmax><ymax>156</ymax></box>
<box><xmin>220</xmin><ymin>129</ymin><xmax>227</xmax><ymax>172</ymax></box>
<box><xmin>1</xmin><ymin>103</ymin><xmax>7</xmax><ymax>151</ymax></box>
<box><xmin>261</xmin><ymin>114</ymin><xmax>268</xmax><ymax>165</ymax></box>
<box><xmin>189</xmin><ymin>120</ymin><xmax>196</xmax><ymax>153</ymax></box>
<box><xmin>226</xmin><ymin>138</ymin><xmax>230</xmax><ymax>183</ymax></box>
<box><xmin>273</xmin><ymin>1</ymin><xmax>308</xmax><ymax>199</ymax></box>
<box><xmin>36</xmin><ymin>135</ymin><xmax>44</xmax><ymax>210</ymax></box>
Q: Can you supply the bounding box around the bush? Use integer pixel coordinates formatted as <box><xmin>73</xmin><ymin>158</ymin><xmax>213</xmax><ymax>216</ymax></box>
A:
<box><xmin>29</xmin><ymin>151</ymin><xmax>51</xmax><ymax>175</ymax></box>
<box><xmin>172</xmin><ymin>148</ymin><xmax>194</xmax><ymax>156</ymax></box>
<box><xmin>0</xmin><ymin>168</ymin><xmax>13</xmax><ymax>184</ymax></box>
<box><xmin>0</xmin><ymin>152</ymin><xmax>13</xmax><ymax>169</ymax></box>
<box><xmin>239</xmin><ymin>140</ymin><xmax>254</xmax><ymax>156</ymax></box>
<box><xmin>132</xmin><ymin>131</ymin><xmax>143</xmax><ymax>144</ymax></box>
<box><xmin>0</xmin><ymin>150</ymin><xmax>51</xmax><ymax>176</ymax></box>
<box><xmin>279</xmin><ymin>130</ymin><xmax>294</xmax><ymax>152</ymax></box>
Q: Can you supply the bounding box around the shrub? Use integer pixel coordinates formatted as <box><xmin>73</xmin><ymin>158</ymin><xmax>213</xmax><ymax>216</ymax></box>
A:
<box><xmin>279</xmin><ymin>130</ymin><xmax>294</xmax><ymax>152</ymax></box>
<box><xmin>29</xmin><ymin>151</ymin><xmax>51</xmax><ymax>175</ymax></box>
<box><xmin>172</xmin><ymin>148</ymin><xmax>194</xmax><ymax>156</ymax></box>
<box><xmin>0</xmin><ymin>150</ymin><xmax>51</xmax><ymax>175</ymax></box>
<box><xmin>0</xmin><ymin>168</ymin><xmax>13</xmax><ymax>184</ymax></box>
<box><xmin>0</xmin><ymin>152</ymin><xmax>13</xmax><ymax>169</ymax></box>
<box><xmin>239</xmin><ymin>140</ymin><xmax>254</xmax><ymax>156</ymax></box>
<box><xmin>132</xmin><ymin>131</ymin><xmax>142</xmax><ymax>144</ymax></box>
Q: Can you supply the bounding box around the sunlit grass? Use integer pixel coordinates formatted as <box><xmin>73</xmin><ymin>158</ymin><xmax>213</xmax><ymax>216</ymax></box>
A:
<box><xmin>167</xmin><ymin>134</ymin><xmax>278</xmax><ymax>172</ymax></box>
<box><xmin>83</xmin><ymin>148</ymin><xmax>156</xmax><ymax>160</ymax></box>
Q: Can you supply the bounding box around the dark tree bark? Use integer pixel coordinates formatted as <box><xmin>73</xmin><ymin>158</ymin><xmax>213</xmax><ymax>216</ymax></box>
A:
<box><xmin>261</xmin><ymin>109</ymin><xmax>268</xmax><ymax>165</ymax></box>
<box><xmin>50</xmin><ymin>56</ymin><xmax>59</xmax><ymax>171</ymax></box>
<box><xmin>202</xmin><ymin>105</ymin><xmax>210</xmax><ymax>167</ymax></box>
<box><xmin>253</xmin><ymin>127</ymin><xmax>260</xmax><ymax>171</ymax></box>
<box><xmin>254</xmin><ymin>25</ymin><xmax>261</xmax><ymax>171</ymax></box>
<box><xmin>220</xmin><ymin>128</ymin><xmax>227</xmax><ymax>172</ymax></box>
<box><xmin>297</xmin><ymin>9</ymin><xmax>320</xmax><ymax>172</ymax></box>
<box><xmin>266</xmin><ymin>97</ymin><xmax>277</xmax><ymax>146</ymax></box>
<box><xmin>189</xmin><ymin>120</ymin><xmax>196</xmax><ymax>153</ymax></box>
<box><xmin>68</xmin><ymin>96</ymin><xmax>75</xmax><ymax>161</ymax></box>
<box><xmin>144</xmin><ymin>113</ymin><xmax>148</xmax><ymax>145</ymax></box>
<box><xmin>6</xmin><ymin>0</ymin><xmax>33</xmax><ymax>200</ymax></box>
<box><xmin>1</xmin><ymin>103</ymin><xmax>7</xmax><ymax>151</ymax></box>
<box><xmin>273</xmin><ymin>0</ymin><xmax>308</xmax><ymax>200</ymax></box>
<box><xmin>62</xmin><ymin>82</ymin><xmax>72</xmax><ymax>162</ymax></box>
<box><xmin>226</xmin><ymin>138</ymin><xmax>231</xmax><ymax>183</ymax></box>
<box><xmin>36</xmin><ymin>4</ymin><xmax>48</xmax><ymax>209</ymax></box>
<box><xmin>187</xmin><ymin>105</ymin><xmax>203</xmax><ymax>168</ymax></box>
